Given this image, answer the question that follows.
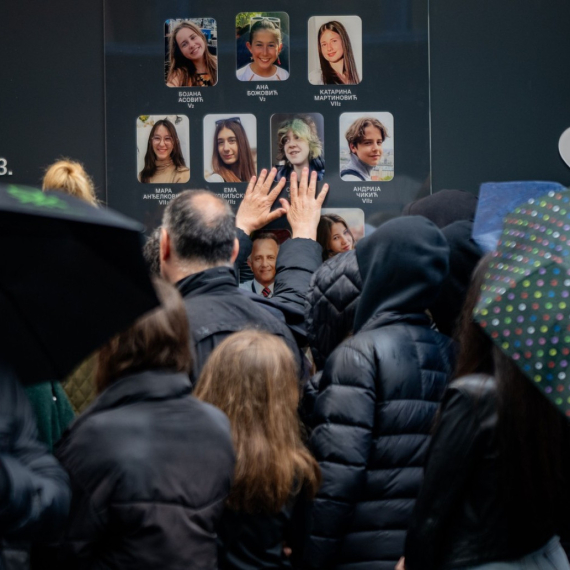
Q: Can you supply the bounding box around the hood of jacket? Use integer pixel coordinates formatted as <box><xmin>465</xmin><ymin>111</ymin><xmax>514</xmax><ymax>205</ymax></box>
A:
<box><xmin>430</xmin><ymin>220</ymin><xmax>483</xmax><ymax>336</ymax></box>
<box><xmin>402</xmin><ymin>189</ymin><xmax>478</xmax><ymax>228</ymax></box>
<box><xmin>305</xmin><ymin>250</ymin><xmax>362</xmax><ymax>369</ymax></box>
<box><xmin>354</xmin><ymin>216</ymin><xmax>449</xmax><ymax>332</ymax></box>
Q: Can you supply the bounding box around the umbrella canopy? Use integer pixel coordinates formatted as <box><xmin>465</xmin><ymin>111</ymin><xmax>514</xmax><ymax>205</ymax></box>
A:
<box><xmin>472</xmin><ymin>181</ymin><xmax>566</xmax><ymax>253</ymax></box>
<box><xmin>0</xmin><ymin>183</ymin><xmax>159</xmax><ymax>384</ymax></box>
<box><xmin>474</xmin><ymin>187</ymin><xmax>570</xmax><ymax>416</ymax></box>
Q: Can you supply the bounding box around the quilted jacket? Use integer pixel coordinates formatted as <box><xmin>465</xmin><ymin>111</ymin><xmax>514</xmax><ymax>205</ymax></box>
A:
<box><xmin>304</xmin><ymin>217</ymin><xmax>455</xmax><ymax>570</ymax></box>
<box><xmin>305</xmin><ymin>251</ymin><xmax>362</xmax><ymax>372</ymax></box>
<box><xmin>54</xmin><ymin>370</ymin><xmax>235</xmax><ymax>569</ymax></box>
<box><xmin>301</xmin><ymin>251</ymin><xmax>362</xmax><ymax>429</ymax></box>
<box><xmin>62</xmin><ymin>354</ymin><xmax>97</xmax><ymax>414</ymax></box>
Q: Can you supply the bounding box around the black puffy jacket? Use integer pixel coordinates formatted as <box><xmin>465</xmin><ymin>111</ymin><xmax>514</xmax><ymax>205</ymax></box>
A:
<box><xmin>305</xmin><ymin>250</ymin><xmax>362</xmax><ymax>372</ymax></box>
<box><xmin>301</xmin><ymin>251</ymin><xmax>362</xmax><ymax>429</ymax></box>
<box><xmin>304</xmin><ymin>218</ymin><xmax>455</xmax><ymax>570</ymax></box>
<box><xmin>54</xmin><ymin>370</ymin><xmax>235</xmax><ymax>570</ymax></box>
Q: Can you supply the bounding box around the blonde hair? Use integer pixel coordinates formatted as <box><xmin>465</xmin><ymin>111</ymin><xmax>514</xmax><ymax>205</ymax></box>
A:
<box><xmin>276</xmin><ymin>116</ymin><xmax>323</xmax><ymax>163</ymax></box>
<box><xmin>42</xmin><ymin>159</ymin><xmax>97</xmax><ymax>205</ymax></box>
<box><xmin>194</xmin><ymin>330</ymin><xmax>321</xmax><ymax>513</ymax></box>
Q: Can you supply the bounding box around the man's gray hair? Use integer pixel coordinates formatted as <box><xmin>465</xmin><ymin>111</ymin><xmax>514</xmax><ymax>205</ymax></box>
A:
<box><xmin>163</xmin><ymin>190</ymin><xmax>236</xmax><ymax>265</ymax></box>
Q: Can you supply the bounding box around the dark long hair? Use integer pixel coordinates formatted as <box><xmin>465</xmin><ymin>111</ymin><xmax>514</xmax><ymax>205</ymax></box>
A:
<box><xmin>317</xmin><ymin>21</ymin><xmax>360</xmax><ymax>85</ymax></box>
<box><xmin>454</xmin><ymin>252</ymin><xmax>495</xmax><ymax>378</ymax></box>
<box><xmin>96</xmin><ymin>278</ymin><xmax>192</xmax><ymax>392</ymax></box>
<box><xmin>316</xmin><ymin>214</ymin><xmax>355</xmax><ymax>262</ymax></box>
<box><xmin>494</xmin><ymin>346</ymin><xmax>570</xmax><ymax>540</ymax></box>
<box><xmin>139</xmin><ymin>119</ymin><xmax>187</xmax><ymax>183</ymax></box>
<box><xmin>167</xmin><ymin>21</ymin><xmax>217</xmax><ymax>86</ymax></box>
<box><xmin>249</xmin><ymin>19</ymin><xmax>282</xmax><ymax>49</ymax></box>
<box><xmin>194</xmin><ymin>331</ymin><xmax>321</xmax><ymax>513</ymax></box>
<box><xmin>455</xmin><ymin>252</ymin><xmax>570</xmax><ymax>538</ymax></box>
<box><xmin>211</xmin><ymin>119</ymin><xmax>256</xmax><ymax>183</ymax></box>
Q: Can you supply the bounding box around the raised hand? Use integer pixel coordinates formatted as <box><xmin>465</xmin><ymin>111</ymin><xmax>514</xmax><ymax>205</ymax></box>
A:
<box><xmin>280</xmin><ymin>168</ymin><xmax>329</xmax><ymax>240</ymax></box>
<box><xmin>235</xmin><ymin>168</ymin><xmax>287</xmax><ymax>235</ymax></box>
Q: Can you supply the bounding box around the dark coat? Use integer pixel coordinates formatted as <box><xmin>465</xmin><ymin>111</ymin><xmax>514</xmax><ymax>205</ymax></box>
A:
<box><xmin>404</xmin><ymin>375</ymin><xmax>570</xmax><ymax>570</ymax></box>
<box><xmin>305</xmin><ymin>250</ymin><xmax>362</xmax><ymax>371</ymax></box>
<box><xmin>218</xmin><ymin>491</ymin><xmax>311</xmax><ymax>570</ymax></box>
<box><xmin>304</xmin><ymin>218</ymin><xmax>455</xmax><ymax>570</ymax></box>
<box><xmin>275</xmin><ymin>158</ymin><xmax>325</xmax><ymax>183</ymax></box>
<box><xmin>0</xmin><ymin>364</ymin><xmax>71</xmax><ymax>569</ymax></box>
<box><xmin>178</xmin><ymin>266</ymin><xmax>306</xmax><ymax>382</ymax></box>
<box><xmin>24</xmin><ymin>381</ymin><xmax>75</xmax><ymax>452</ymax></box>
<box><xmin>54</xmin><ymin>370</ymin><xmax>235</xmax><ymax>570</ymax></box>
<box><xmin>301</xmin><ymin>250</ymin><xmax>362</xmax><ymax>429</ymax></box>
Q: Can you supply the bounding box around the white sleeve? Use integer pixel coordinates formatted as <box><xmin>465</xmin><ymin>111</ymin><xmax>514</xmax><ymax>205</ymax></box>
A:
<box><xmin>308</xmin><ymin>68</ymin><xmax>323</xmax><ymax>85</ymax></box>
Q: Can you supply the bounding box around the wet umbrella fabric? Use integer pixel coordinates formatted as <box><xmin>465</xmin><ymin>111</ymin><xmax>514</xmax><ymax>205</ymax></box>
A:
<box><xmin>0</xmin><ymin>184</ymin><xmax>158</xmax><ymax>384</ymax></box>
<box><xmin>474</xmin><ymin>187</ymin><xmax>570</xmax><ymax>417</ymax></box>
<box><xmin>472</xmin><ymin>181</ymin><xmax>566</xmax><ymax>253</ymax></box>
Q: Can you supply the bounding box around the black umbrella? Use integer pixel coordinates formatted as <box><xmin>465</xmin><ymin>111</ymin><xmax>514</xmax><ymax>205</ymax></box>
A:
<box><xmin>0</xmin><ymin>183</ymin><xmax>159</xmax><ymax>384</ymax></box>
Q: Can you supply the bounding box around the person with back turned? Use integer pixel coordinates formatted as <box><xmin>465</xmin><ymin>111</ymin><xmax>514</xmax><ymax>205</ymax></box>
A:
<box><xmin>160</xmin><ymin>167</ymin><xmax>328</xmax><ymax>381</ymax></box>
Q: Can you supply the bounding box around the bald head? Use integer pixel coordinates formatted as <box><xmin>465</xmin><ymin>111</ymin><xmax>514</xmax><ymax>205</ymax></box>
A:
<box><xmin>162</xmin><ymin>190</ymin><xmax>236</xmax><ymax>266</ymax></box>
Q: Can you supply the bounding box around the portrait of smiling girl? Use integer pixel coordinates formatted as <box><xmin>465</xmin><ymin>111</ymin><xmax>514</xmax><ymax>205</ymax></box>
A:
<box><xmin>236</xmin><ymin>16</ymin><xmax>289</xmax><ymax>81</ymax></box>
<box><xmin>137</xmin><ymin>117</ymin><xmax>190</xmax><ymax>184</ymax></box>
<box><xmin>317</xmin><ymin>213</ymin><xmax>356</xmax><ymax>261</ymax></box>
<box><xmin>308</xmin><ymin>17</ymin><xmax>362</xmax><ymax>85</ymax></box>
<box><xmin>166</xmin><ymin>20</ymin><xmax>217</xmax><ymax>87</ymax></box>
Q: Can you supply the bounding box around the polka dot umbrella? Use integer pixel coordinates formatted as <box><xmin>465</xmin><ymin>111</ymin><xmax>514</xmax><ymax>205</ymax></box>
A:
<box><xmin>474</xmin><ymin>188</ymin><xmax>570</xmax><ymax>417</ymax></box>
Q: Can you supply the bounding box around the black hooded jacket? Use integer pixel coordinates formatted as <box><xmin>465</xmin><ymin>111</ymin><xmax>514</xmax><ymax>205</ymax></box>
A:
<box><xmin>304</xmin><ymin>217</ymin><xmax>456</xmax><ymax>570</ymax></box>
<box><xmin>430</xmin><ymin>220</ymin><xmax>483</xmax><ymax>336</ymax></box>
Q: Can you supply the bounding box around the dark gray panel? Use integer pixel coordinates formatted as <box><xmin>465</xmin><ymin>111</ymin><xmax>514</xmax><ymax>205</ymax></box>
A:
<box><xmin>429</xmin><ymin>0</ymin><xmax>570</xmax><ymax>194</ymax></box>
<box><xmin>0</xmin><ymin>0</ymin><xmax>105</xmax><ymax>199</ymax></box>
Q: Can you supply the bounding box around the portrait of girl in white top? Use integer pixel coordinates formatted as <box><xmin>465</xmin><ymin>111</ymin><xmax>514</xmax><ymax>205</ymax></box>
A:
<box><xmin>236</xmin><ymin>17</ymin><xmax>289</xmax><ymax>81</ymax></box>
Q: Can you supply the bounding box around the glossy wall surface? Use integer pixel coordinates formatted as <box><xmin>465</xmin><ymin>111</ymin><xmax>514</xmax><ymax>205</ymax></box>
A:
<box><xmin>1</xmin><ymin>0</ymin><xmax>569</xmax><ymax>205</ymax></box>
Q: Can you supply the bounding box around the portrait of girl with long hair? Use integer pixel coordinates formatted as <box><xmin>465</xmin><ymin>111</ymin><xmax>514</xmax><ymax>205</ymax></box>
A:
<box><xmin>204</xmin><ymin>115</ymin><xmax>256</xmax><ymax>183</ymax></box>
<box><xmin>317</xmin><ymin>213</ymin><xmax>356</xmax><ymax>262</ymax></box>
<box><xmin>166</xmin><ymin>19</ymin><xmax>217</xmax><ymax>87</ymax></box>
<box><xmin>137</xmin><ymin>116</ymin><xmax>190</xmax><ymax>184</ymax></box>
<box><xmin>308</xmin><ymin>17</ymin><xmax>362</xmax><ymax>85</ymax></box>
